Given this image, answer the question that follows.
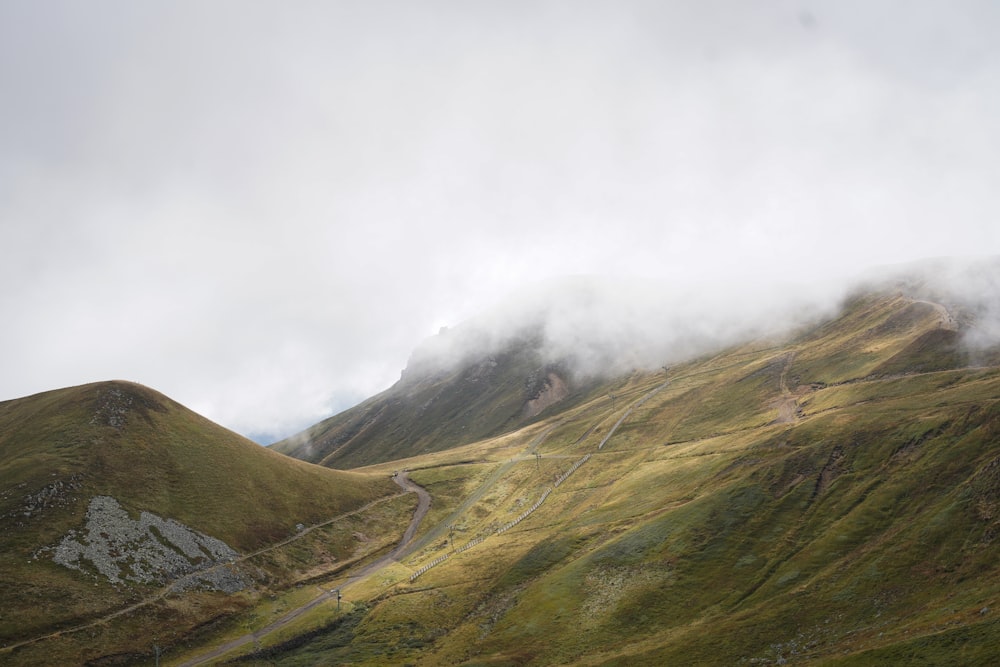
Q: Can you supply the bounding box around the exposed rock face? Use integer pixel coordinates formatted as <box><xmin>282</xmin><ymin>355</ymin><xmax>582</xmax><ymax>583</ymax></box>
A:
<box><xmin>3</xmin><ymin>474</ymin><xmax>83</xmax><ymax>525</ymax></box>
<box><xmin>53</xmin><ymin>496</ymin><xmax>245</xmax><ymax>593</ymax></box>
<box><xmin>523</xmin><ymin>371</ymin><xmax>570</xmax><ymax>418</ymax></box>
<box><xmin>89</xmin><ymin>383</ymin><xmax>168</xmax><ymax>429</ymax></box>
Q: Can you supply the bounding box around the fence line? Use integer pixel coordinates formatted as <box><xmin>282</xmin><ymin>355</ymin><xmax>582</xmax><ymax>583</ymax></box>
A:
<box><xmin>409</xmin><ymin>553</ymin><xmax>452</xmax><ymax>581</ymax></box>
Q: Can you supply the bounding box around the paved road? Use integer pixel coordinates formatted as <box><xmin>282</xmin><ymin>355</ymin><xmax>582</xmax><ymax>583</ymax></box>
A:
<box><xmin>177</xmin><ymin>472</ymin><xmax>430</xmax><ymax>666</ymax></box>
<box><xmin>389</xmin><ymin>472</ymin><xmax>432</xmax><ymax>557</ymax></box>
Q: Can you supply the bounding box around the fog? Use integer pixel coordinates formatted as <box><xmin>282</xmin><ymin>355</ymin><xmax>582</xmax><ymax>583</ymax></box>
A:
<box><xmin>403</xmin><ymin>256</ymin><xmax>1000</xmax><ymax>389</ymax></box>
<box><xmin>859</xmin><ymin>257</ymin><xmax>1000</xmax><ymax>352</ymax></box>
<box><xmin>405</xmin><ymin>272</ymin><xmax>842</xmax><ymax>381</ymax></box>
<box><xmin>2</xmin><ymin>2</ymin><xmax>998</xmax><ymax>442</ymax></box>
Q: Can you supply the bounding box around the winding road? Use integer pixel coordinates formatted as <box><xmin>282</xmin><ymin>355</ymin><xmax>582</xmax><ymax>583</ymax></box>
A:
<box><xmin>392</xmin><ymin>474</ymin><xmax>432</xmax><ymax>547</ymax></box>
<box><xmin>177</xmin><ymin>472</ymin><xmax>431</xmax><ymax>666</ymax></box>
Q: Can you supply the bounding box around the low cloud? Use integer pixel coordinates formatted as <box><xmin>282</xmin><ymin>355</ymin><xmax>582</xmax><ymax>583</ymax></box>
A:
<box><xmin>404</xmin><ymin>272</ymin><xmax>848</xmax><ymax>384</ymax></box>
<box><xmin>2</xmin><ymin>2</ymin><xmax>998</xmax><ymax>442</ymax></box>
<box><xmin>405</xmin><ymin>256</ymin><xmax>1000</xmax><ymax>388</ymax></box>
<box><xmin>858</xmin><ymin>256</ymin><xmax>1000</xmax><ymax>353</ymax></box>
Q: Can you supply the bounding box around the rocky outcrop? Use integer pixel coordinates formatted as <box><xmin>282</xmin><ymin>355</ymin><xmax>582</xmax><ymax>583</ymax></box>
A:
<box><xmin>2</xmin><ymin>474</ymin><xmax>83</xmax><ymax>525</ymax></box>
<box><xmin>523</xmin><ymin>371</ymin><xmax>570</xmax><ymax>418</ymax></box>
<box><xmin>52</xmin><ymin>496</ymin><xmax>245</xmax><ymax>593</ymax></box>
<box><xmin>89</xmin><ymin>382</ymin><xmax>168</xmax><ymax>429</ymax></box>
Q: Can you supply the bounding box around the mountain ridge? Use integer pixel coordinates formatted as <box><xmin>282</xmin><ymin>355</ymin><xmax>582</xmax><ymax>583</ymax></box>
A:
<box><xmin>274</xmin><ymin>259</ymin><xmax>1000</xmax><ymax>470</ymax></box>
<box><xmin>243</xmin><ymin>281</ymin><xmax>1000</xmax><ymax>665</ymax></box>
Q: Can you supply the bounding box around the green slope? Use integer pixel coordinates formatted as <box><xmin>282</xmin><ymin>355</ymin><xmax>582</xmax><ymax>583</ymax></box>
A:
<box><xmin>273</xmin><ymin>333</ymin><xmax>594</xmax><ymax>468</ymax></box>
<box><xmin>235</xmin><ymin>291</ymin><xmax>1000</xmax><ymax>666</ymax></box>
<box><xmin>0</xmin><ymin>380</ymin><xmax>398</xmax><ymax>662</ymax></box>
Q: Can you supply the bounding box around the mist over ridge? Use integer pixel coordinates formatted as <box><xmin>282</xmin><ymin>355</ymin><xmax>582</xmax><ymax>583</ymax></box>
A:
<box><xmin>4</xmin><ymin>2</ymin><xmax>998</xmax><ymax>442</ymax></box>
<box><xmin>400</xmin><ymin>256</ymin><xmax>1000</xmax><ymax>388</ymax></box>
<box><xmin>856</xmin><ymin>255</ymin><xmax>1000</xmax><ymax>349</ymax></box>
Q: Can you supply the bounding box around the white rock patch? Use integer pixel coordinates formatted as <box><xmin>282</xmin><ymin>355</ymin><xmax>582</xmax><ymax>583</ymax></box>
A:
<box><xmin>53</xmin><ymin>496</ymin><xmax>245</xmax><ymax>592</ymax></box>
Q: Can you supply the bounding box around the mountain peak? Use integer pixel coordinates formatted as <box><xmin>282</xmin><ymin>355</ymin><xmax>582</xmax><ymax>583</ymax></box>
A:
<box><xmin>87</xmin><ymin>380</ymin><xmax>170</xmax><ymax>429</ymax></box>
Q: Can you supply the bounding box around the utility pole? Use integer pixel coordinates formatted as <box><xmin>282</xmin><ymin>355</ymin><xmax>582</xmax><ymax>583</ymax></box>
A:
<box><xmin>333</xmin><ymin>588</ymin><xmax>341</xmax><ymax>611</ymax></box>
<box><xmin>535</xmin><ymin>452</ymin><xmax>541</xmax><ymax>471</ymax></box>
<box><xmin>609</xmin><ymin>393</ymin><xmax>617</xmax><ymax>410</ymax></box>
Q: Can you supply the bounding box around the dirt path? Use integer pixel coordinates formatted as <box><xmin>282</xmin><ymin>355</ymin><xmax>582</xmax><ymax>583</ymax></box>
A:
<box><xmin>176</xmin><ymin>473</ymin><xmax>430</xmax><ymax>666</ymax></box>
<box><xmin>910</xmin><ymin>297</ymin><xmax>959</xmax><ymax>331</ymax></box>
<box><xmin>774</xmin><ymin>351</ymin><xmax>801</xmax><ymax>424</ymax></box>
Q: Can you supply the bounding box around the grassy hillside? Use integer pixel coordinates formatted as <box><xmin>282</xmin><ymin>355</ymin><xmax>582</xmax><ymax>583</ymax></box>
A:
<box><xmin>0</xmin><ymin>381</ymin><xmax>399</xmax><ymax>664</ymax></box>
<box><xmin>273</xmin><ymin>333</ymin><xmax>597</xmax><ymax>468</ymax></box>
<box><xmin>216</xmin><ymin>291</ymin><xmax>1000</xmax><ymax>665</ymax></box>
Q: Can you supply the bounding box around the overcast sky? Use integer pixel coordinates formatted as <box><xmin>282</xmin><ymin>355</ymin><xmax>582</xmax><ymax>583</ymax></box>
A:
<box><xmin>2</xmin><ymin>1</ymin><xmax>999</xmax><ymax>443</ymax></box>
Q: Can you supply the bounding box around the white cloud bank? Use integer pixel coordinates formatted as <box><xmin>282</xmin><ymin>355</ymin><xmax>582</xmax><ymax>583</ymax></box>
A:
<box><xmin>1</xmin><ymin>2</ymin><xmax>998</xmax><ymax>442</ymax></box>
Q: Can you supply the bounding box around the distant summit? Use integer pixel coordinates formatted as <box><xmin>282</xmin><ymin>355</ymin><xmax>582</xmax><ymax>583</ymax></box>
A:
<box><xmin>273</xmin><ymin>327</ymin><xmax>586</xmax><ymax>468</ymax></box>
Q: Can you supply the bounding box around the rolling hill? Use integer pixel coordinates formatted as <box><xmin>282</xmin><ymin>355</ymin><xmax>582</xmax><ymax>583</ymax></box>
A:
<box><xmin>0</xmin><ymin>381</ymin><xmax>400</xmax><ymax>665</ymax></box>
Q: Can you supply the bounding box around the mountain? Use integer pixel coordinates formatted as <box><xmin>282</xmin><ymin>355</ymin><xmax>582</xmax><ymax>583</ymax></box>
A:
<box><xmin>0</xmin><ymin>381</ymin><xmax>399</xmax><ymax>665</ymax></box>
<box><xmin>274</xmin><ymin>261</ymin><xmax>1000</xmax><ymax>471</ymax></box>
<box><xmin>272</xmin><ymin>327</ymin><xmax>598</xmax><ymax>468</ymax></box>
<box><xmin>271</xmin><ymin>272</ymin><xmax>820</xmax><ymax>469</ymax></box>
<box><xmin>232</xmin><ymin>275</ymin><xmax>1000</xmax><ymax>665</ymax></box>
<box><xmin>9</xmin><ymin>260</ymin><xmax>1000</xmax><ymax>666</ymax></box>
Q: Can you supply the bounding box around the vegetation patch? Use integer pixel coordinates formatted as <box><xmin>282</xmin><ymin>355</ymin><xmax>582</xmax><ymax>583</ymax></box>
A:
<box><xmin>229</xmin><ymin>604</ymin><xmax>369</xmax><ymax>664</ymax></box>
